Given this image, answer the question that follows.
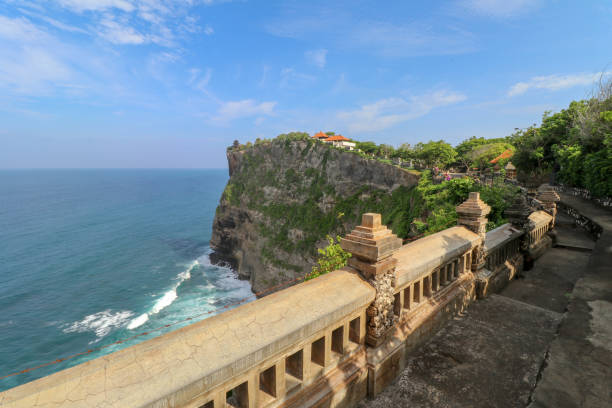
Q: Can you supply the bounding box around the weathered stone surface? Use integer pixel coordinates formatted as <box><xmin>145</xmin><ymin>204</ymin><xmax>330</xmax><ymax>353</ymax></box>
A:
<box><xmin>529</xmin><ymin>193</ymin><xmax>612</xmax><ymax>408</ymax></box>
<box><xmin>505</xmin><ymin>194</ymin><xmax>532</xmax><ymax>230</ymax></box>
<box><xmin>456</xmin><ymin>192</ymin><xmax>491</xmax><ymax>272</ymax></box>
<box><xmin>358</xmin><ymin>295</ymin><xmax>562</xmax><ymax>408</ymax></box>
<box><xmin>341</xmin><ymin>213</ymin><xmax>402</xmax><ymax>266</ymax></box>
<box><xmin>341</xmin><ymin>214</ymin><xmax>402</xmax><ymax>347</ymax></box>
<box><xmin>393</xmin><ymin>226</ymin><xmax>480</xmax><ymax>288</ymax></box>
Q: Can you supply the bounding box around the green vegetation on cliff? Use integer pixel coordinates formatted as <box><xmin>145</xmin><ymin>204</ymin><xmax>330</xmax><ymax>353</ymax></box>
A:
<box><xmin>510</xmin><ymin>79</ymin><xmax>612</xmax><ymax>196</ymax></box>
<box><xmin>221</xmin><ymin>134</ymin><xmax>518</xmax><ymax>255</ymax></box>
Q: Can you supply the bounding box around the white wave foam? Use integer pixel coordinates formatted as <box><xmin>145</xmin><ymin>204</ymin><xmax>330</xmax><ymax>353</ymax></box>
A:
<box><xmin>127</xmin><ymin>259</ymin><xmax>199</xmax><ymax>330</ymax></box>
<box><xmin>64</xmin><ymin>310</ymin><xmax>134</xmax><ymax>338</ymax></box>
<box><xmin>151</xmin><ymin>288</ymin><xmax>177</xmax><ymax>314</ymax></box>
<box><xmin>127</xmin><ymin>313</ymin><xmax>149</xmax><ymax>330</ymax></box>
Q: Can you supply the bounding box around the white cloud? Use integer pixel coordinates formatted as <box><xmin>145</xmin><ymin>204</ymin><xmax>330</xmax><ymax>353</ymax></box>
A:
<box><xmin>337</xmin><ymin>90</ymin><xmax>466</xmax><ymax>132</ymax></box>
<box><xmin>507</xmin><ymin>72</ymin><xmax>609</xmax><ymax>96</ymax></box>
<box><xmin>189</xmin><ymin>67</ymin><xmax>213</xmax><ymax>92</ymax></box>
<box><xmin>57</xmin><ymin>0</ymin><xmax>135</xmax><ymax>13</ymax></box>
<box><xmin>459</xmin><ymin>0</ymin><xmax>542</xmax><ymax>18</ymax></box>
<box><xmin>0</xmin><ymin>16</ymin><xmax>77</xmax><ymax>94</ymax></box>
<box><xmin>0</xmin><ymin>15</ymin><xmax>47</xmax><ymax>41</ymax></box>
<box><xmin>213</xmin><ymin>99</ymin><xmax>276</xmax><ymax>123</ymax></box>
<box><xmin>204</xmin><ymin>25</ymin><xmax>214</xmax><ymax>35</ymax></box>
<box><xmin>280</xmin><ymin>68</ymin><xmax>316</xmax><ymax>89</ymax></box>
<box><xmin>0</xmin><ymin>46</ymin><xmax>73</xmax><ymax>94</ymax></box>
<box><xmin>99</xmin><ymin>17</ymin><xmax>145</xmax><ymax>44</ymax></box>
<box><xmin>52</xmin><ymin>0</ymin><xmax>204</xmax><ymax>47</ymax></box>
<box><xmin>304</xmin><ymin>49</ymin><xmax>327</xmax><ymax>68</ymax></box>
<box><xmin>266</xmin><ymin>13</ymin><xmax>476</xmax><ymax>57</ymax></box>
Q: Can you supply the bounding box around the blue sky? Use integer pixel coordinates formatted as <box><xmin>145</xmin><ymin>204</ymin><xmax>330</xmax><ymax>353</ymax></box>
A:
<box><xmin>0</xmin><ymin>0</ymin><xmax>610</xmax><ymax>168</ymax></box>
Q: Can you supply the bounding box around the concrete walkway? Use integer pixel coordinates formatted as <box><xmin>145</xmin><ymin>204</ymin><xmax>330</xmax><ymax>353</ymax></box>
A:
<box><xmin>529</xmin><ymin>194</ymin><xmax>612</xmax><ymax>408</ymax></box>
<box><xmin>359</xmin><ymin>195</ymin><xmax>611</xmax><ymax>408</ymax></box>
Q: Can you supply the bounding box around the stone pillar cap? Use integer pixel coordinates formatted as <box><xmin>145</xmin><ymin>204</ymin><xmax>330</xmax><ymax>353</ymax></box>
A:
<box><xmin>456</xmin><ymin>191</ymin><xmax>491</xmax><ymax>217</ymax></box>
<box><xmin>340</xmin><ymin>213</ymin><xmax>401</xmax><ymax>263</ymax></box>
<box><xmin>536</xmin><ymin>186</ymin><xmax>560</xmax><ymax>203</ymax></box>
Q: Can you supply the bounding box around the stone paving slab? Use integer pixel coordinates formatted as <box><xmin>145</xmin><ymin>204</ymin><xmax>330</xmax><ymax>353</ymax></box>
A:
<box><xmin>502</xmin><ymin>246</ymin><xmax>590</xmax><ymax>313</ymax></box>
<box><xmin>357</xmin><ymin>295</ymin><xmax>562</xmax><ymax>408</ymax></box>
<box><xmin>529</xmin><ymin>194</ymin><xmax>612</xmax><ymax>408</ymax></box>
<box><xmin>554</xmin><ymin>213</ymin><xmax>596</xmax><ymax>251</ymax></box>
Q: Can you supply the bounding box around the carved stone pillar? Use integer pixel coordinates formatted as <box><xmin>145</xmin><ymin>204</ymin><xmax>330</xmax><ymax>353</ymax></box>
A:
<box><xmin>504</xmin><ymin>194</ymin><xmax>533</xmax><ymax>252</ymax></box>
<box><xmin>340</xmin><ymin>213</ymin><xmax>402</xmax><ymax>347</ymax></box>
<box><xmin>537</xmin><ymin>184</ymin><xmax>560</xmax><ymax>228</ymax></box>
<box><xmin>456</xmin><ymin>192</ymin><xmax>491</xmax><ymax>272</ymax></box>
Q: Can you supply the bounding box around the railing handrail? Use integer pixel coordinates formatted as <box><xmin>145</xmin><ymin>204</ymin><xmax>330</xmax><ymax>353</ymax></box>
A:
<box><xmin>393</xmin><ymin>226</ymin><xmax>480</xmax><ymax>288</ymax></box>
<box><xmin>529</xmin><ymin>210</ymin><xmax>553</xmax><ymax>229</ymax></box>
<box><xmin>484</xmin><ymin>223</ymin><xmax>524</xmax><ymax>252</ymax></box>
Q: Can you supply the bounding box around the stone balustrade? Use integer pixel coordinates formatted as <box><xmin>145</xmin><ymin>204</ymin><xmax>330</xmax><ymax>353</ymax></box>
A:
<box><xmin>484</xmin><ymin>224</ymin><xmax>523</xmax><ymax>271</ymax></box>
<box><xmin>0</xmin><ymin>187</ymin><xmax>558</xmax><ymax>408</ymax></box>
<box><xmin>527</xmin><ymin>211</ymin><xmax>553</xmax><ymax>246</ymax></box>
<box><xmin>392</xmin><ymin>226</ymin><xmax>479</xmax><ymax>318</ymax></box>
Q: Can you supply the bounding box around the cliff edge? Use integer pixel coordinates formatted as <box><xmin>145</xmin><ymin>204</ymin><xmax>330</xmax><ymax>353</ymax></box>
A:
<box><xmin>210</xmin><ymin>133</ymin><xmax>420</xmax><ymax>293</ymax></box>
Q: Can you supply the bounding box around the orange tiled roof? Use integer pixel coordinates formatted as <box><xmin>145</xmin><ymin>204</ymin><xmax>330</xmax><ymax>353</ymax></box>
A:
<box><xmin>490</xmin><ymin>149</ymin><xmax>514</xmax><ymax>164</ymax></box>
<box><xmin>313</xmin><ymin>131</ymin><xmax>328</xmax><ymax>139</ymax></box>
<box><xmin>325</xmin><ymin>135</ymin><xmax>350</xmax><ymax>142</ymax></box>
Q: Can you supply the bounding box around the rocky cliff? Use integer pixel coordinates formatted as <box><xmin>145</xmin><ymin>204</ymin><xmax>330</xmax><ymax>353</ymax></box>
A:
<box><xmin>210</xmin><ymin>134</ymin><xmax>420</xmax><ymax>293</ymax></box>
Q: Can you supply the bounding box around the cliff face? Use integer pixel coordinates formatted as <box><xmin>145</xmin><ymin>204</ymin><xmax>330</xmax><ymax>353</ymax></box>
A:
<box><xmin>210</xmin><ymin>136</ymin><xmax>420</xmax><ymax>293</ymax></box>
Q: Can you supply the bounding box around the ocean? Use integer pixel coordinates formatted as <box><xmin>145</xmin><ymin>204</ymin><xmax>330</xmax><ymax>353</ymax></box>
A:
<box><xmin>0</xmin><ymin>169</ymin><xmax>254</xmax><ymax>392</ymax></box>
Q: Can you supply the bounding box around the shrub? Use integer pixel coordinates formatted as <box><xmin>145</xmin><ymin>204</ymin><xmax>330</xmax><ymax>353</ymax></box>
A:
<box><xmin>304</xmin><ymin>236</ymin><xmax>351</xmax><ymax>280</ymax></box>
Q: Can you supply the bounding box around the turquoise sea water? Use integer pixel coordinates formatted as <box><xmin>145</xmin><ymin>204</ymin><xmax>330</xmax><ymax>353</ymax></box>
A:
<box><xmin>0</xmin><ymin>169</ymin><xmax>254</xmax><ymax>392</ymax></box>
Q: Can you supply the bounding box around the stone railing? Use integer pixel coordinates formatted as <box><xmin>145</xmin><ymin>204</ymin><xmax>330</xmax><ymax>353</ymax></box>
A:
<box><xmin>484</xmin><ymin>224</ymin><xmax>523</xmax><ymax>271</ymax></box>
<box><xmin>393</xmin><ymin>226</ymin><xmax>478</xmax><ymax>320</ymax></box>
<box><xmin>0</xmin><ymin>189</ymin><xmax>559</xmax><ymax>408</ymax></box>
<box><xmin>527</xmin><ymin>210</ymin><xmax>553</xmax><ymax>247</ymax></box>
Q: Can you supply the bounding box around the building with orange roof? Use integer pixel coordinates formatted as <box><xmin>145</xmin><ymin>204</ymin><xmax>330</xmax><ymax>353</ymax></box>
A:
<box><xmin>312</xmin><ymin>132</ymin><xmax>356</xmax><ymax>150</ymax></box>
<box><xmin>489</xmin><ymin>149</ymin><xmax>514</xmax><ymax>164</ymax></box>
<box><xmin>324</xmin><ymin>135</ymin><xmax>350</xmax><ymax>142</ymax></box>
<box><xmin>322</xmin><ymin>134</ymin><xmax>356</xmax><ymax>150</ymax></box>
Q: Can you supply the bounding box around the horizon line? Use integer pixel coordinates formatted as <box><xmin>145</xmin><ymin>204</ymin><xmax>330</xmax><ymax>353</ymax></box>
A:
<box><xmin>0</xmin><ymin>167</ymin><xmax>229</xmax><ymax>170</ymax></box>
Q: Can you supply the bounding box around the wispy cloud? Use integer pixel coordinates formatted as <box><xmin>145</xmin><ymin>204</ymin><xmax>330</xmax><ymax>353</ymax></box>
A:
<box><xmin>280</xmin><ymin>68</ymin><xmax>316</xmax><ymax>89</ymax></box>
<box><xmin>212</xmin><ymin>99</ymin><xmax>277</xmax><ymax>124</ymax></box>
<box><xmin>99</xmin><ymin>17</ymin><xmax>146</xmax><ymax>44</ymax></box>
<box><xmin>57</xmin><ymin>0</ymin><xmax>135</xmax><ymax>13</ymax></box>
<box><xmin>47</xmin><ymin>0</ymin><xmax>211</xmax><ymax>47</ymax></box>
<box><xmin>304</xmin><ymin>49</ymin><xmax>327</xmax><ymax>68</ymax></box>
<box><xmin>204</xmin><ymin>25</ymin><xmax>214</xmax><ymax>35</ymax></box>
<box><xmin>507</xmin><ymin>72</ymin><xmax>609</xmax><ymax>96</ymax></box>
<box><xmin>458</xmin><ymin>0</ymin><xmax>542</xmax><ymax>18</ymax></box>
<box><xmin>0</xmin><ymin>15</ymin><xmax>74</xmax><ymax>94</ymax></box>
<box><xmin>266</xmin><ymin>11</ymin><xmax>477</xmax><ymax>57</ymax></box>
<box><xmin>337</xmin><ymin>90</ymin><xmax>466</xmax><ymax>132</ymax></box>
<box><xmin>189</xmin><ymin>67</ymin><xmax>213</xmax><ymax>93</ymax></box>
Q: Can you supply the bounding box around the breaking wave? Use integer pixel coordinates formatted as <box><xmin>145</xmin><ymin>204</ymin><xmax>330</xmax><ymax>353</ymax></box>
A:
<box><xmin>63</xmin><ymin>310</ymin><xmax>134</xmax><ymax>339</ymax></box>
<box><xmin>127</xmin><ymin>260</ymin><xmax>198</xmax><ymax>330</ymax></box>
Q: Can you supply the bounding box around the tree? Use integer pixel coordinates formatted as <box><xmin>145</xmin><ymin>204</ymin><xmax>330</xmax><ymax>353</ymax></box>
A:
<box><xmin>455</xmin><ymin>136</ymin><xmax>510</xmax><ymax>170</ymax></box>
<box><xmin>470</xmin><ymin>142</ymin><xmax>515</xmax><ymax>170</ymax></box>
<box><xmin>355</xmin><ymin>141</ymin><xmax>378</xmax><ymax>156</ymax></box>
<box><xmin>378</xmin><ymin>144</ymin><xmax>395</xmax><ymax>159</ymax></box>
<box><xmin>415</xmin><ymin>140</ymin><xmax>457</xmax><ymax>168</ymax></box>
